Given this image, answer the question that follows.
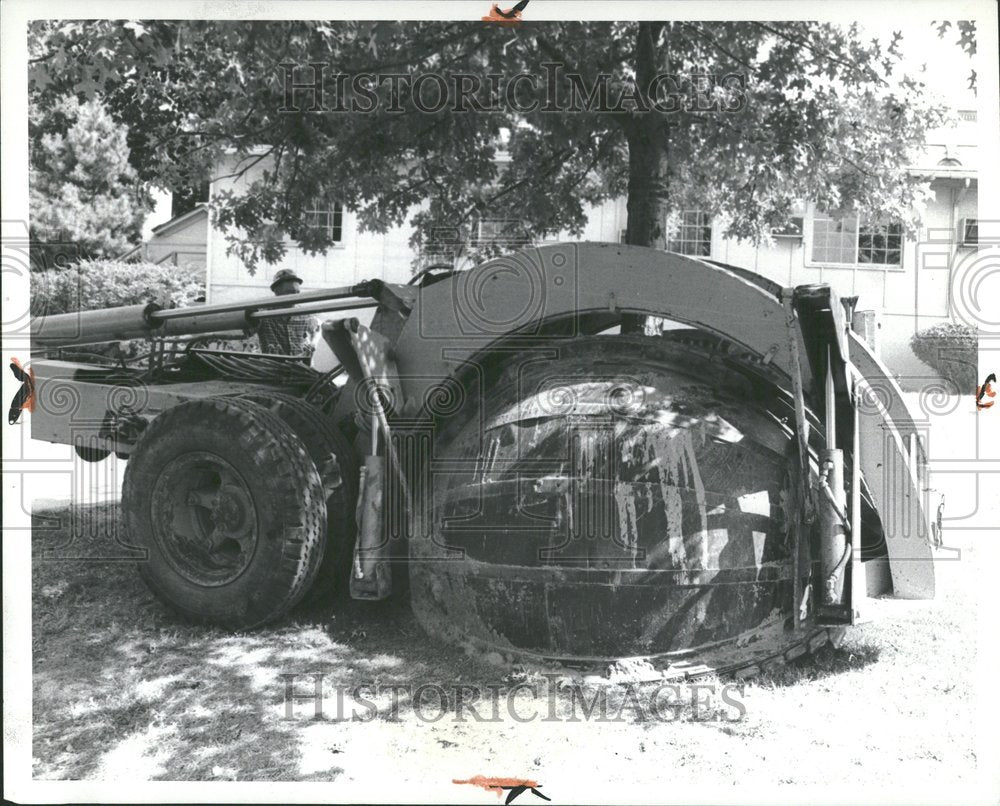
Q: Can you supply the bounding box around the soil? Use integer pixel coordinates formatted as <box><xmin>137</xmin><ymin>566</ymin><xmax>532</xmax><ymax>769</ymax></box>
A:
<box><xmin>31</xmin><ymin>501</ymin><xmax>981</xmax><ymax>802</ymax></box>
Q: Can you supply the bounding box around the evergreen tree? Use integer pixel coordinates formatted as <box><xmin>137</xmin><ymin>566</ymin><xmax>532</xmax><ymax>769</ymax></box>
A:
<box><xmin>29</xmin><ymin>95</ymin><xmax>152</xmax><ymax>266</ymax></box>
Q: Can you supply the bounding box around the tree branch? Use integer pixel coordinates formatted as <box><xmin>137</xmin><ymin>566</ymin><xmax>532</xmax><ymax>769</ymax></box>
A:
<box><xmin>678</xmin><ymin>22</ymin><xmax>759</xmax><ymax>74</ymax></box>
<box><xmin>750</xmin><ymin>22</ymin><xmax>888</xmax><ymax>87</ymax></box>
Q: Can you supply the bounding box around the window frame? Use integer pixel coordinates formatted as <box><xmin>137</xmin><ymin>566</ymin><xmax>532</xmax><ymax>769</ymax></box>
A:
<box><xmin>303</xmin><ymin>202</ymin><xmax>346</xmax><ymax>246</ymax></box>
<box><xmin>805</xmin><ymin>205</ymin><xmax>905</xmax><ymax>271</ymax></box>
<box><xmin>667</xmin><ymin>210</ymin><xmax>713</xmax><ymax>257</ymax></box>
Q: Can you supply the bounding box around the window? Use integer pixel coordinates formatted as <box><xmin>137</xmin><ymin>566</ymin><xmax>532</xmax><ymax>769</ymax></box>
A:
<box><xmin>304</xmin><ymin>203</ymin><xmax>343</xmax><ymax>243</ymax></box>
<box><xmin>667</xmin><ymin>211</ymin><xmax>712</xmax><ymax>256</ymax></box>
<box><xmin>620</xmin><ymin>216</ymin><xmax>712</xmax><ymax>253</ymax></box>
<box><xmin>857</xmin><ymin>220</ymin><xmax>903</xmax><ymax>265</ymax></box>
<box><xmin>810</xmin><ymin>211</ymin><xmax>901</xmax><ymax>267</ymax></box>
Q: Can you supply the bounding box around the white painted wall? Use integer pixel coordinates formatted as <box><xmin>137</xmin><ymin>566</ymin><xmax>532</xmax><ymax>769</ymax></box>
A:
<box><xmin>140</xmin><ymin>208</ymin><xmax>208</xmax><ymax>269</ymax></box>
<box><xmin>203</xmin><ymin>117</ymin><xmax>977</xmax><ymax>383</ymax></box>
<box><xmin>207</xmin><ymin>155</ymin><xmax>416</xmax><ymax>307</ymax></box>
<box><xmin>708</xmin><ymin>179</ymin><xmax>977</xmax><ymax>383</ymax></box>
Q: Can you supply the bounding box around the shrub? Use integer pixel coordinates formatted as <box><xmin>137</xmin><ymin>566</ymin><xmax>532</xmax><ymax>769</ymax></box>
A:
<box><xmin>909</xmin><ymin>322</ymin><xmax>978</xmax><ymax>392</ymax></box>
<box><xmin>31</xmin><ymin>259</ymin><xmax>204</xmax><ymax>317</ymax></box>
<box><xmin>31</xmin><ymin>260</ymin><xmax>205</xmax><ymax>363</ymax></box>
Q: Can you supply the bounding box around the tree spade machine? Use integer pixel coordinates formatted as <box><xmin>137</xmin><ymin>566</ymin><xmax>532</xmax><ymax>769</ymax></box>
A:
<box><xmin>17</xmin><ymin>243</ymin><xmax>938</xmax><ymax>677</ymax></box>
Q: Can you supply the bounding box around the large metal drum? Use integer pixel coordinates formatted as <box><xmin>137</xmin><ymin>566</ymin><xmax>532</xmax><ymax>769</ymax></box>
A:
<box><xmin>409</xmin><ymin>335</ymin><xmax>800</xmax><ymax>661</ymax></box>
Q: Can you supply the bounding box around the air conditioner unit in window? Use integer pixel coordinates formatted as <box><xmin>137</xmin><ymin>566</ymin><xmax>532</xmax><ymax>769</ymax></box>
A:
<box><xmin>959</xmin><ymin>218</ymin><xmax>978</xmax><ymax>246</ymax></box>
<box><xmin>771</xmin><ymin>216</ymin><xmax>804</xmax><ymax>239</ymax></box>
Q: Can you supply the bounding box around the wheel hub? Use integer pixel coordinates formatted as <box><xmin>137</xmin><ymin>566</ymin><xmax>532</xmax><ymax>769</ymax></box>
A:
<box><xmin>211</xmin><ymin>485</ymin><xmax>252</xmax><ymax>534</ymax></box>
<box><xmin>151</xmin><ymin>452</ymin><xmax>260</xmax><ymax>586</ymax></box>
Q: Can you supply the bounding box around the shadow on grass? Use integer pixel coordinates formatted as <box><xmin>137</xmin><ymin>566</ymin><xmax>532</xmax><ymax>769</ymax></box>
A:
<box><xmin>31</xmin><ymin>502</ymin><xmax>890</xmax><ymax>781</ymax></box>
<box><xmin>756</xmin><ymin>641</ymin><xmax>883</xmax><ymax>688</ymax></box>
<box><xmin>30</xmin><ymin>503</ymin><xmax>509</xmax><ymax>781</ymax></box>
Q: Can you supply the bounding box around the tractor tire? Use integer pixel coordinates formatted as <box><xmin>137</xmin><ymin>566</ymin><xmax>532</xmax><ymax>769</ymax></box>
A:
<box><xmin>122</xmin><ymin>397</ymin><xmax>327</xmax><ymax>629</ymax></box>
<box><xmin>238</xmin><ymin>392</ymin><xmax>359</xmax><ymax>603</ymax></box>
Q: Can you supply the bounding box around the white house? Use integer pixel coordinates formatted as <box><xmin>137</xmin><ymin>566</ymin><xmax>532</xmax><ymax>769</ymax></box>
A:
<box><xmin>131</xmin><ymin>108</ymin><xmax>978</xmax><ymax>385</ymax></box>
<box><xmin>122</xmin><ymin>203</ymin><xmax>208</xmax><ymax>269</ymax></box>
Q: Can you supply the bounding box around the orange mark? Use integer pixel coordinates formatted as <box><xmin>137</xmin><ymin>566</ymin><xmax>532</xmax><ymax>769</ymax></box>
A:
<box><xmin>11</xmin><ymin>357</ymin><xmax>35</xmax><ymax>412</ymax></box>
<box><xmin>481</xmin><ymin>3</ymin><xmax>527</xmax><ymax>26</ymax></box>
<box><xmin>454</xmin><ymin>775</ymin><xmax>540</xmax><ymax>796</ymax></box>
<box><xmin>976</xmin><ymin>382</ymin><xmax>995</xmax><ymax>410</ymax></box>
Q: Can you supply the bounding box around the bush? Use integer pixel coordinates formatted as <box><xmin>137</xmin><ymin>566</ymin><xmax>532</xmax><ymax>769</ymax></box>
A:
<box><xmin>910</xmin><ymin>322</ymin><xmax>978</xmax><ymax>391</ymax></box>
<box><xmin>31</xmin><ymin>259</ymin><xmax>204</xmax><ymax>317</ymax></box>
<box><xmin>31</xmin><ymin>260</ymin><xmax>205</xmax><ymax>363</ymax></box>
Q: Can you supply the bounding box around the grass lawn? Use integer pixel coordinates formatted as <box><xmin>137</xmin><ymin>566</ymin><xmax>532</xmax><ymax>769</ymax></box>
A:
<box><xmin>30</xmin><ymin>498</ymin><xmax>982</xmax><ymax>801</ymax></box>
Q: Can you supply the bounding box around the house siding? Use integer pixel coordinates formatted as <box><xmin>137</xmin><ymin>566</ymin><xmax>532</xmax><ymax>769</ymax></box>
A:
<box><xmin>202</xmin><ymin>115</ymin><xmax>977</xmax><ymax>383</ymax></box>
<box><xmin>207</xmin><ymin>156</ymin><xmax>416</xmax><ymax>308</ymax></box>
<box><xmin>129</xmin><ymin>207</ymin><xmax>208</xmax><ymax>269</ymax></box>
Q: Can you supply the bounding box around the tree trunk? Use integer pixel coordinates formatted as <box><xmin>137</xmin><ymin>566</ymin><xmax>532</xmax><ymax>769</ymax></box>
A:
<box><xmin>624</xmin><ymin>22</ymin><xmax>670</xmax><ymax>249</ymax></box>
<box><xmin>624</xmin><ymin>121</ymin><xmax>670</xmax><ymax>249</ymax></box>
<box><xmin>622</xmin><ymin>21</ymin><xmax>670</xmax><ymax>331</ymax></box>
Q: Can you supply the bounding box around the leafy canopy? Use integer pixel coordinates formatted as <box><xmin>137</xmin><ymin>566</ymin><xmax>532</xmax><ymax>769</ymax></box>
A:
<box><xmin>29</xmin><ymin>20</ymin><xmax>956</xmax><ymax>271</ymax></box>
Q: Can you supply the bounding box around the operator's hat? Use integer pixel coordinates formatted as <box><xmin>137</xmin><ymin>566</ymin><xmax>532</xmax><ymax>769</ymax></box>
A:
<box><xmin>270</xmin><ymin>268</ymin><xmax>303</xmax><ymax>290</ymax></box>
